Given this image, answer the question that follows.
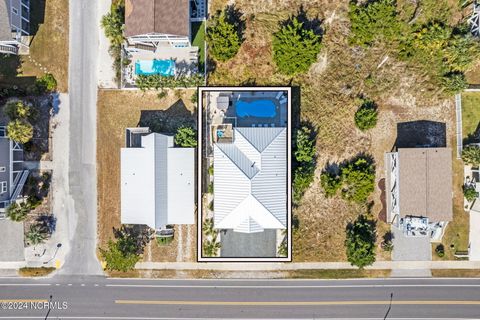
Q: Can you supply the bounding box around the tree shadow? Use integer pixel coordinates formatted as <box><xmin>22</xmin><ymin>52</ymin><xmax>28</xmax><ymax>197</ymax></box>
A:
<box><xmin>393</xmin><ymin>120</ymin><xmax>447</xmax><ymax>150</ymax></box>
<box><xmin>280</xmin><ymin>5</ymin><xmax>323</xmax><ymax>37</ymax></box>
<box><xmin>224</xmin><ymin>4</ymin><xmax>246</xmax><ymax>42</ymax></box>
<box><xmin>29</xmin><ymin>0</ymin><xmax>46</xmax><ymax>37</ymax></box>
<box><xmin>464</xmin><ymin>122</ymin><xmax>480</xmax><ymax>145</ymax></box>
<box><xmin>138</xmin><ymin>99</ymin><xmax>195</xmax><ymax>134</ymax></box>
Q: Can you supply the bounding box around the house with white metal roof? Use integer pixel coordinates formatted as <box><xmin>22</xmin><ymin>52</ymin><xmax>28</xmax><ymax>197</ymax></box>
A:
<box><xmin>0</xmin><ymin>0</ymin><xmax>30</xmax><ymax>55</ymax></box>
<box><xmin>120</xmin><ymin>128</ymin><xmax>195</xmax><ymax>231</ymax></box>
<box><xmin>213</xmin><ymin>127</ymin><xmax>287</xmax><ymax>233</ymax></box>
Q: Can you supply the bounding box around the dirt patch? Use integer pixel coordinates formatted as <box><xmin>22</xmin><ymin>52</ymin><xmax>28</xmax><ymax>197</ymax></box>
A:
<box><xmin>97</xmin><ymin>89</ymin><xmax>196</xmax><ymax>261</ymax></box>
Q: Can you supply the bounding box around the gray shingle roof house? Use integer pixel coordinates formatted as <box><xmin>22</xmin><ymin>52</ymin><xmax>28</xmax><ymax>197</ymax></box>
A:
<box><xmin>0</xmin><ymin>125</ymin><xmax>29</xmax><ymax>219</ymax></box>
<box><xmin>120</xmin><ymin>128</ymin><xmax>195</xmax><ymax>230</ymax></box>
<box><xmin>213</xmin><ymin>127</ymin><xmax>287</xmax><ymax>233</ymax></box>
<box><xmin>385</xmin><ymin>148</ymin><xmax>453</xmax><ymax>239</ymax></box>
<box><xmin>0</xmin><ymin>0</ymin><xmax>30</xmax><ymax>55</ymax></box>
<box><xmin>124</xmin><ymin>0</ymin><xmax>191</xmax><ymax>49</ymax></box>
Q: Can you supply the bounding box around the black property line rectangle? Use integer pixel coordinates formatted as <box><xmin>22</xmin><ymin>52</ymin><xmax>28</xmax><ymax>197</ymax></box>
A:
<box><xmin>197</xmin><ymin>86</ymin><xmax>292</xmax><ymax>262</ymax></box>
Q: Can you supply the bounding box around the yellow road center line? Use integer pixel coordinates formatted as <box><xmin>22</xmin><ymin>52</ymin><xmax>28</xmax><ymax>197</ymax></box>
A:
<box><xmin>115</xmin><ymin>300</ymin><xmax>480</xmax><ymax>306</ymax></box>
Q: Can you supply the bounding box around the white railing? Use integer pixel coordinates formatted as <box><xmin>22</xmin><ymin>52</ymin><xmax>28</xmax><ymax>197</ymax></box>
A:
<box><xmin>10</xmin><ymin>170</ymin><xmax>29</xmax><ymax>202</ymax></box>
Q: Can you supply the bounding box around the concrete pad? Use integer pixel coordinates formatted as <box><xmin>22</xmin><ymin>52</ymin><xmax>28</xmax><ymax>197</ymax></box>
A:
<box><xmin>392</xmin><ymin>227</ymin><xmax>431</xmax><ymax>261</ymax></box>
<box><xmin>469</xmin><ymin>210</ymin><xmax>480</xmax><ymax>261</ymax></box>
<box><xmin>0</xmin><ymin>219</ymin><xmax>25</xmax><ymax>261</ymax></box>
<box><xmin>391</xmin><ymin>269</ymin><xmax>432</xmax><ymax>278</ymax></box>
<box><xmin>220</xmin><ymin>229</ymin><xmax>277</xmax><ymax>258</ymax></box>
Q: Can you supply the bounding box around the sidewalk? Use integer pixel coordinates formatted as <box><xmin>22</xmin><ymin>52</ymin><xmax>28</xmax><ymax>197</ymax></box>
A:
<box><xmin>136</xmin><ymin>260</ymin><xmax>480</xmax><ymax>271</ymax></box>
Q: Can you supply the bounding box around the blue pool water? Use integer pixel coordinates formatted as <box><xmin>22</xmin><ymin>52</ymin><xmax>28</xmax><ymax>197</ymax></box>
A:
<box><xmin>135</xmin><ymin>59</ymin><xmax>175</xmax><ymax>76</ymax></box>
<box><xmin>236</xmin><ymin>100</ymin><xmax>276</xmax><ymax>118</ymax></box>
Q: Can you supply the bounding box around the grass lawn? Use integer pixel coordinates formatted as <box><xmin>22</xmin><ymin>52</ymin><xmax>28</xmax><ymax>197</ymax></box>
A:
<box><xmin>97</xmin><ymin>89</ymin><xmax>197</xmax><ymax>261</ymax></box>
<box><xmin>22</xmin><ymin>0</ymin><xmax>69</xmax><ymax>92</ymax></box>
<box><xmin>191</xmin><ymin>21</ymin><xmax>206</xmax><ymax>73</ymax></box>
<box><xmin>461</xmin><ymin>91</ymin><xmax>480</xmax><ymax>142</ymax></box>
<box><xmin>432</xmin><ymin>269</ymin><xmax>480</xmax><ymax>277</ymax></box>
<box><xmin>0</xmin><ymin>0</ymin><xmax>68</xmax><ymax>92</ymax></box>
<box><xmin>18</xmin><ymin>267</ymin><xmax>55</xmax><ymax>277</ymax></box>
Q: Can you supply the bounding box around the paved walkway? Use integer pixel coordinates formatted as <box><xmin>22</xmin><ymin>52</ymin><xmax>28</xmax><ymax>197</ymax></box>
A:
<box><xmin>455</xmin><ymin>93</ymin><xmax>463</xmax><ymax>159</ymax></box>
<box><xmin>23</xmin><ymin>160</ymin><xmax>54</xmax><ymax>171</ymax></box>
<box><xmin>135</xmin><ymin>260</ymin><xmax>480</xmax><ymax>271</ymax></box>
<box><xmin>469</xmin><ymin>209</ymin><xmax>480</xmax><ymax>261</ymax></box>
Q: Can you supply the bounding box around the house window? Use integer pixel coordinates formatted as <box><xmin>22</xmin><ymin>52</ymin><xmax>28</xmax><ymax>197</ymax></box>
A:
<box><xmin>0</xmin><ymin>182</ymin><xmax>6</xmax><ymax>194</ymax></box>
<box><xmin>12</xmin><ymin>7</ymin><xmax>18</xmax><ymax>15</ymax></box>
<box><xmin>0</xmin><ymin>167</ymin><xmax>5</xmax><ymax>173</ymax></box>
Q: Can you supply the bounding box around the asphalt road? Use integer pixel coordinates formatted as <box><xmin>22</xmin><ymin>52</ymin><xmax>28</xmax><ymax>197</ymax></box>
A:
<box><xmin>60</xmin><ymin>0</ymin><xmax>102</xmax><ymax>275</ymax></box>
<box><xmin>0</xmin><ymin>277</ymin><xmax>479</xmax><ymax>319</ymax></box>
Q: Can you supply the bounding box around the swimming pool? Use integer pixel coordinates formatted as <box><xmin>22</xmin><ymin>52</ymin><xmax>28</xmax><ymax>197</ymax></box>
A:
<box><xmin>236</xmin><ymin>100</ymin><xmax>276</xmax><ymax>118</ymax></box>
<box><xmin>135</xmin><ymin>59</ymin><xmax>175</xmax><ymax>76</ymax></box>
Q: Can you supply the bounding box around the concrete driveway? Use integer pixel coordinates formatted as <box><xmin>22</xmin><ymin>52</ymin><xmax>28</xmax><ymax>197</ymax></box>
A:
<box><xmin>220</xmin><ymin>229</ymin><xmax>277</xmax><ymax>258</ymax></box>
<box><xmin>392</xmin><ymin>226</ymin><xmax>431</xmax><ymax>261</ymax></box>
<box><xmin>0</xmin><ymin>220</ymin><xmax>24</xmax><ymax>261</ymax></box>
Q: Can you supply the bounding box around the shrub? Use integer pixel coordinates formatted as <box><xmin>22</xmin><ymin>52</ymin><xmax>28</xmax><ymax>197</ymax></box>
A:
<box><xmin>463</xmin><ymin>185</ymin><xmax>477</xmax><ymax>202</ymax></box>
<box><xmin>341</xmin><ymin>157</ymin><xmax>376</xmax><ymax>203</ymax></box>
<box><xmin>381</xmin><ymin>231</ymin><xmax>394</xmax><ymax>252</ymax></box>
<box><xmin>348</xmin><ymin>0</ymin><xmax>401</xmax><ymax>46</ymax></box>
<box><xmin>294</xmin><ymin>126</ymin><xmax>316</xmax><ymax>163</ymax></box>
<box><xmin>208</xmin><ymin>165</ymin><xmax>214</xmax><ymax>176</ymax></box>
<box><xmin>293</xmin><ymin>166</ymin><xmax>315</xmax><ymax>204</ymax></box>
<box><xmin>26</xmin><ymin>224</ymin><xmax>48</xmax><ymax>246</ymax></box>
<box><xmin>6</xmin><ymin>202</ymin><xmax>31</xmax><ymax>222</ymax></box>
<box><xmin>101</xmin><ymin>1</ymin><xmax>125</xmax><ymax>82</ymax></box>
<box><xmin>441</xmin><ymin>72</ymin><xmax>468</xmax><ymax>94</ymax></box>
<box><xmin>157</xmin><ymin>90</ymin><xmax>167</xmax><ymax>100</ymax></box>
<box><xmin>354</xmin><ymin>100</ymin><xmax>378</xmax><ymax>131</ymax></box>
<box><xmin>35</xmin><ymin>73</ymin><xmax>57</xmax><ymax>93</ymax></box>
<box><xmin>435</xmin><ymin>244</ymin><xmax>445</xmax><ymax>258</ymax></box>
<box><xmin>136</xmin><ymin>74</ymin><xmax>204</xmax><ymax>91</ymax></box>
<box><xmin>100</xmin><ymin>240</ymin><xmax>140</xmax><ymax>272</ymax></box>
<box><xmin>7</xmin><ymin>119</ymin><xmax>33</xmax><ymax>144</ymax></box>
<box><xmin>320</xmin><ymin>172</ymin><xmax>341</xmax><ymax>198</ymax></box>
<box><xmin>4</xmin><ymin>101</ymin><xmax>31</xmax><ymax>119</ymax></box>
<box><xmin>345</xmin><ymin>215</ymin><xmax>376</xmax><ymax>268</ymax></box>
<box><xmin>191</xmin><ymin>90</ymin><xmax>198</xmax><ymax>104</ymax></box>
<box><xmin>174</xmin><ymin>126</ymin><xmax>197</xmax><ymax>147</ymax></box>
<box><xmin>156</xmin><ymin>236</ymin><xmax>173</xmax><ymax>246</ymax></box>
<box><xmin>206</xmin><ymin>10</ymin><xmax>242</xmax><ymax>62</ymax></box>
<box><xmin>203</xmin><ymin>238</ymin><xmax>221</xmax><ymax>257</ymax></box>
<box><xmin>272</xmin><ymin>17</ymin><xmax>322</xmax><ymax>76</ymax></box>
<box><xmin>462</xmin><ymin>145</ymin><xmax>480</xmax><ymax>165</ymax></box>
<box><xmin>208</xmin><ymin>181</ymin><xmax>214</xmax><ymax>194</ymax></box>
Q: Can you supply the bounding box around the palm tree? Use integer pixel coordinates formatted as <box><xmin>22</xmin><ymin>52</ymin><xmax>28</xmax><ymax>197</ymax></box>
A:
<box><xmin>7</xmin><ymin>119</ymin><xmax>33</xmax><ymax>144</ymax></box>
<box><xmin>26</xmin><ymin>224</ymin><xmax>47</xmax><ymax>246</ymax></box>
<box><xmin>202</xmin><ymin>218</ymin><xmax>216</xmax><ymax>237</ymax></box>
<box><xmin>6</xmin><ymin>202</ymin><xmax>31</xmax><ymax>222</ymax></box>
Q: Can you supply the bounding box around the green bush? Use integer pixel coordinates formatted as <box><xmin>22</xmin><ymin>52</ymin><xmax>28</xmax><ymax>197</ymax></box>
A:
<box><xmin>462</xmin><ymin>145</ymin><xmax>480</xmax><ymax>165</ymax></box>
<box><xmin>7</xmin><ymin>119</ymin><xmax>33</xmax><ymax>144</ymax></box>
<box><xmin>35</xmin><ymin>73</ymin><xmax>57</xmax><ymax>93</ymax></box>
<box><xmin>345</xmin><ymin>215</ymin><xmax>376</xmax><ymax>268</ymax></box>
<box><xmin>206</xmin><ymin>10</ymin><xmax>242</xmax><ymax>62</ymax></box>
<box><xmin>441</xmin><ymin>72</ymin><xmax>468</xmax><ymax>94</ymax></box>
<box><xmin>174</xmin><ymin>126</ymin><xmax>197</xmax><ymax>147</ymax></box>
<box><xmin>354</xmin><ymin>100</ymin><xmax>378</xmax><ymax>131</ymax></box>
<box><xmin>101</xmin><ymin>0</ymin><xmax>125</xmax><ymax>82</ymax></box>
<box><xmin>320</xmin><ymin>172</ymin><xmax>341</xmax><ymax>198</ymax></box>
<box><xmin>294</xmin><ymin>126</ymin><xmax>316</xmax><ymax>163</ymax></box>
<box><xmin>435</xmin><ymin>244</ymin><xmax>445</xmax><ymax>258</ymax></box>
<box><xmin>26</xmin><ymin>224</ymin><xmax>48</xmax><ymax>246</ymax></box>
<box><xmin>293</xmin><ymin>166</ymin><xmax>315</xmax><ymax>204</ymax></box>
<box><xmin>136</xmin><ymin>74</ymin><xmax>204</xmax><ymax>91</ymax></box>
<box><xmin>156</xmin><ymin>236</ymin><xmax>173</xmax><ymax>246</ymax></box>
<box><xmin>6</xmin><ymin>202</ymin><xmax>31</xmax><ymax>222</ymax></box>
<box><xmin>341</xmin><ymin>157</ymin><xmax>376</xmax><ymax>203</ymax></box>
<box><xmin>320</xmin><ymin>156</ymin><xmax>376</xmax><ymax>203</ymax></box>
<box><xmin>272</xmin><ymin>17</ymin><xmax>322</xmax><ymax>76</ymax></box>
<box><xmin>208</xmin><ymin>181</ymin><xmax>214</xmax><ymax>194</ymax></box>
<box><xmin>208</xmin><ymin>165</ymin><xmax>214</xmax><ymax>176</ymax></box>
<box><xmin>4</xmin><ymin>101</ymin><xmax>31</xmax><ymax>119</ymax></box>
<box><xmin>100</xmin><ymin>240</ymin><xmax>140</xmax><ymax>272</ymax></box>
<box><xmin>463</xmin><ymin>185</ymin><xmax>478</xmax><ymax>202</ymax></box>
<box><xmin>348</xmin><ymin>0</ymin><xmax>402</xmax><ymax>46</ymax></box>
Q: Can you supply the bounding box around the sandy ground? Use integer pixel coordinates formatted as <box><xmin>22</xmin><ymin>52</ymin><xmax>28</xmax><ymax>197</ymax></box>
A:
<box><xmin>97</xmin><ymin>0</ymin><xmax>117</xmax><ymax>89</ymax></box>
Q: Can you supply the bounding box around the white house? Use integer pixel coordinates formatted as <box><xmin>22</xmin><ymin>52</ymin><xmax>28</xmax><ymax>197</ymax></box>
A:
<box><xmin>121</xmin><ymin>128</ymin><xmax>195</xmax><ymax>230</ymax></box>
<box><xmin>213</xmin><ymin>127</ymin><xmax>287</xmax><ymax>233</ymax></box>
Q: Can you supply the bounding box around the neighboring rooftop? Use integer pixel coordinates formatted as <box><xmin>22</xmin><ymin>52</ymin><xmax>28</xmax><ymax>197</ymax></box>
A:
<box><xmin>124</xmin><ymin>0</ymin><xmax>190</xmax><ymax>37</ymax></box>
<box><xmin>121</xmin><ymin>132</ymin><xmax>194</xmax><ymax>229</ymax></box>
<box><xmin>397</xmin><ymin>148</ymin><xmax>453</xmax><ymax>222</ymax></box>
<box><xmin>213</xmin><ymin>127</ymin><xmax>287</xmax><ymax>233</ymax></box>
